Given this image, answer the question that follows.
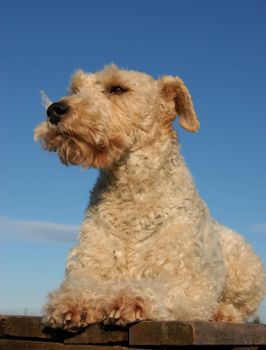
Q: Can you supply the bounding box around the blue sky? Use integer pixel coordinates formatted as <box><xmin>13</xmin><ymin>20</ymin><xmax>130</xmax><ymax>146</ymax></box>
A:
<box><xmin>1</xmin><ymin>0</ymin><xmax>265</xmax><ymax>321</ymax></box>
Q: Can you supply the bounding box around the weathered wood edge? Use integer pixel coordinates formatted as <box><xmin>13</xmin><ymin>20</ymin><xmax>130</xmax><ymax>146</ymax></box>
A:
<box><xmin>0</xmin><ymin>315</ymin><xmax>128</xmax><ymax>344</ymax></box>
<box><xmin>0</xmin><ymin>339</ymin><xmax>133</xmax><ymax>350</ymax></box>
<box><xmin>64</xmin><ymin>324</ymin><xmax>128</xmax><ymax>344</ymax></box>
<box><xmin>129</xmin><ymin>320</ymin><xmax>193</xmax><ymax>346</ymax></box>
<box><xmin>192</xmin><ymin>321</ymin><xmax>266</xmax><ymax>345</ymax></box>
<box><xmin>1</xmin><ymin>316</ymin><xmax>266</xmax><ymax>347</ymax></box>
<box><xmin>0</xmin><ymin>315</ymin><xmax>52</xmax><ymax>339</ymax></box>
<box><xmin>0</xmin><ymin>339</ymin><xmax>262</xmax><ymax>350</ymax></box>
<box><xmin>129</xmin><ymin>320</ymin><xmax>266</xmax><ymax>346</ymax></box>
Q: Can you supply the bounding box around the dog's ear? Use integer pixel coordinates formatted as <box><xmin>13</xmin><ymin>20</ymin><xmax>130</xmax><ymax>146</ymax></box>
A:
<box><xmin>158</xmin><ymin>76</ymin><xmax>199</xmax><ymax>132</ymax></box>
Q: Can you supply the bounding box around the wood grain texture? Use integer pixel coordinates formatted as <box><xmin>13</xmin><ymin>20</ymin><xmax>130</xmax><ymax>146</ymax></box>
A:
<box><xmin>1</xmin><ymin>315</ymin><xmax>266</xmax><ymax>349</ymax></box>
<box><xmin>192</xmin><ymin>321</ymin><xmax>266</xmax><ymax>345</ymax></box>
<box><xmin>64</xmin><ymin>323</ymin><xmax>128</xmax><ymax>344</ymax></box>
<box><xmin>129</xmin><ymin>321</ymin><xmax>266</xmax><ymax>346</ymax></box>
<box><xmin>0</xmin><ymin>339</ymin><xmax>132</xmax><ymax>350</ymax></box>
<box><xmin>0</xmin><ymin>316</ymin><xmax>48</xmax><ymax>339</ymax></box>
<box><xmin>129</xmin><ymin>320</ymin><xmax>193</xmax><ymax>345</ymax></box>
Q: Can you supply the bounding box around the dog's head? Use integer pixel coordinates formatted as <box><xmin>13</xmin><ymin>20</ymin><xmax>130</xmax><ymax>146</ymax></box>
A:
<box><xmin>34</xmin><ymin>64</ymin><xmax>199</xmax><ymax>168</ymax></box>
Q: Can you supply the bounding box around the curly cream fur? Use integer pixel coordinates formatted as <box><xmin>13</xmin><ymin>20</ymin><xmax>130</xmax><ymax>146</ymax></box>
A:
<box><xmin>35</xmin><ymin>65</ymin><xmax>265</xmax><ymax>329</ymax></box>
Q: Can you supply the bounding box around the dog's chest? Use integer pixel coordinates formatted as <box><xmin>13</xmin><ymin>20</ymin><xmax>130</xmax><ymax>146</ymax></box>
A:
<box><xmin>95</xmin><ymin>180</ymin><xmax>186</xmax><ymax>242</ymax></box>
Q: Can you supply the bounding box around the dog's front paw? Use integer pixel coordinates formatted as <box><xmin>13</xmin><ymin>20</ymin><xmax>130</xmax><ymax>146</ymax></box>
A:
<box><xmin>106</xmin><ymin>293</ymin><xmax>152</xmax><ymax>325</ymax></box>
<box><xmin>212</xmin><ymin>302</ymin><xmax>243</xmax><ymax>323</ymax></box>
<box><xmin>43</xmin><ymin>295</ymin><xmax>105</xmax><ymax>330</ymax></box>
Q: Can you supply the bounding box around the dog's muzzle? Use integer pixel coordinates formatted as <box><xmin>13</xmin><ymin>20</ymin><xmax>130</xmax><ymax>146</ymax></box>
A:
<box><xmin>47</xmin><ymin>102</ymin><xmax>69</xmax><ymax>125</ymax></box>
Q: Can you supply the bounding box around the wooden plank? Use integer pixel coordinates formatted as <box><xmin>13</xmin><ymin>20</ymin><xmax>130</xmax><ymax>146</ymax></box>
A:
<box><xmin>64</xmin><ymin>323</ymin><xmax>128</xmax><ymax>344</ymax></box>
<box><xmin>0</xmin><ymin>339</ymin><xmax>64</xmax><ymax>350</ymax></box>
<box><xmin>0</xmin><ymin>319</ymin><xmax>4</xmax><ymax>337</ymax></box>
<box><xmin>0</xmin><ymin>339</ymin><xmax>132</xmax><ymax>350</ymax></box>
<box><xmin>192</xmin><ymin>322</ymin><xmax>266</xmax><ymax>345</ymax></box>
<box><xmin>230</xmin><ymin>348</ymin><xmax>263</xmax><ymax>350</ymax></box>
<box><xmin>1</xmin><ymin>316</ymin><xmax>266</xmax><ymax>348</ymax></box>
<box><xmin>129</xmin><ymin>321</ymin><xmax>193</xmax><ymax>346</ymax></box>
<box><xmin>0</xmin><ymin>316</ymin><xmax>128</xmax><ymax>344</ymax></box>
<box><xmin>129</xmin><ymin>321</ymin><xmax>266</xmax><ymax>346</ymax></box>
<box><xmin>0</xmin><ymin>339</ymin><xmax>264</xmax><ymax>350</ymax></box>
<box><xmin>0</xmin><ymin>315</ymin><xmax>61</xmax><ymax>340</ymax></box>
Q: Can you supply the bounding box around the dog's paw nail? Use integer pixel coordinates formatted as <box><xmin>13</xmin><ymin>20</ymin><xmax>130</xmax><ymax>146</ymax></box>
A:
<box><xmin>135</xmin><ymin>308</ymin><xmax>141</xmax><ymax>320</ymax></box>
<box><xmin>65</xmin><ymin>313</ymin><xmax>72</xmax><ymax>321</ymax></box>
<box><xmin>114</xmin><ymin>309</ymin><xmax>122</xmax><ymax>319</ymax></box>
<box><xmin>109</xmin><ymin>310</ymin><xmax>116</xmax><ymax>319</ymax></box>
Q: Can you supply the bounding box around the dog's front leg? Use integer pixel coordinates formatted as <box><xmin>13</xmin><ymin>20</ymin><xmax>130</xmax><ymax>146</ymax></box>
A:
<box><xmin>42</xmin><ymin>278</ymin><xmax>107</xmax><ymax>329</ymax></box>
<box><xmin>42</xmin><ymin>219</ymin><xmax>155</xmax><ymax>329</ymax></box>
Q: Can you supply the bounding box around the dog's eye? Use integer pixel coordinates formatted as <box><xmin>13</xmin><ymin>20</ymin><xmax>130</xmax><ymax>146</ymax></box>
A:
<box><xmin>109</xmin><ymin>86</ymin><xmax>127</xmax><ymax>95</ymax></box>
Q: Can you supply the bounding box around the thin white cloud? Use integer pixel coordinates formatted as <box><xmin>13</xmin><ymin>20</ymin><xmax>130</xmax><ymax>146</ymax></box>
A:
<box><xmin>0</xmin><ymin>215</ymin><xmax>79</xmax><ymax>244</ymax></box>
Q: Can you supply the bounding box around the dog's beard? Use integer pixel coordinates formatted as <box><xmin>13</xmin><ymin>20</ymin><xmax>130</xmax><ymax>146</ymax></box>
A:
<box><xmin>41</xmin><ymin>129</ymin><xmax>93</xmax><ymax>167</ymax></box>
<box><xmin>34</xmin><ymin>121</ymin><xmax>129</xmax><ymax>169</ymax></box>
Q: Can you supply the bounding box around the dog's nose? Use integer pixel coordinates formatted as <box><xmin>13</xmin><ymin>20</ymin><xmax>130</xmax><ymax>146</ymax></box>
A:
<box><xmin>47</xmin><ymin>102</ymin><xmax>69</xmax><ymax>125</ymax></box>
